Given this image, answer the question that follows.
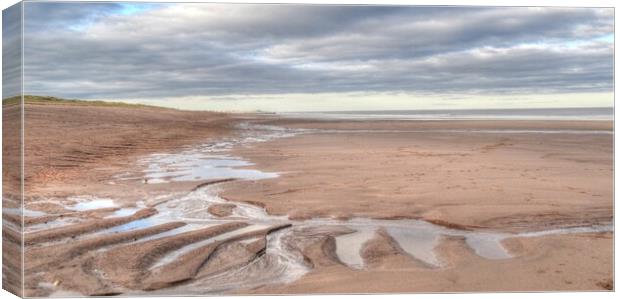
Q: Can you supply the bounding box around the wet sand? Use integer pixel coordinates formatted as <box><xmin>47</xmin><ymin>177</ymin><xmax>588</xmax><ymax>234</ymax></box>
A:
<box><xmin>2</xmin><ymin>104</ymin><xmax>614</xmax><ymax>295</ymax></box>
<box><xmin>219</xmin><ymin>117</ymin><xmax>613</xmax><ymax>293</ymax></box>
<box><xmin>223</xmin><ymin>118</ymin><xmax>613</xmax><ymax>232</ymax></box>
<box><xmin>250</xmin><ymin>231</ymin><xmax>613</xmax><ymax>294</ymax></box>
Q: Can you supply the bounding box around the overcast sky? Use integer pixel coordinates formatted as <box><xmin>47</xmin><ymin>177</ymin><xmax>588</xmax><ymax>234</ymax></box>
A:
<box><xmin>9</xmin><ymin>2</ymin><xmax>615</xmax><ymax>111</ymax></box>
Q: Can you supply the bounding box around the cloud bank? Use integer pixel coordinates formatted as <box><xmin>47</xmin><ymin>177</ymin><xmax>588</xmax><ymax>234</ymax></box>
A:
<box><xmin>20</xmin><ymin>3</ymin><xmax>614</xmax><ymax>110</ymax></box>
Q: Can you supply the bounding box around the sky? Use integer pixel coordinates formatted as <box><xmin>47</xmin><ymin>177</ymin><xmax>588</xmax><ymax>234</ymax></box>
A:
<box><xmin>2</xmin><ymin>3</ymin><xmax>21</xmax><ymax>100</ymax></box>
<box><xmin>4</xmin><ymin>2</ymin><xmax>615</xmax><ymax>111</ymax></box>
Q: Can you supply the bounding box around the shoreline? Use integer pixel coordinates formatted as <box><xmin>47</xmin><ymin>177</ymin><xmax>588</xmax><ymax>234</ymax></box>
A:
<box><xmin>274</xmin><ymin>115</ymin><xmax>614</xmax><ymax>122</ymax></box>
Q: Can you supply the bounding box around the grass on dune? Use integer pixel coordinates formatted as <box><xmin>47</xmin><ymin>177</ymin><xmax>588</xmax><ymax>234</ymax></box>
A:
<box><xmin>2</xmin><ymin>95</ymin><xmax>165</xmax><ymax>109</ymax></box>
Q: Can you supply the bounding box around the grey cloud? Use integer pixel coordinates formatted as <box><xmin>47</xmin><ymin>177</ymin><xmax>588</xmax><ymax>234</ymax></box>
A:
<box><xmin>3</xmin><ymin>3</ymin><xmax>22</xmax><ymax>99</ymax></box>
<box><xmin>19</xmin><ymin>3</ymin><xmax>614</xmax><ymax>100</ymax></box>
<box><xmin>263</xmin><ymin>7</ymin><xmax>612</xmax><ymax>62</ymax></box>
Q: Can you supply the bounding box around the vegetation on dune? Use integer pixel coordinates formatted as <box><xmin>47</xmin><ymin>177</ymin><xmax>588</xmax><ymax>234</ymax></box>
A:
<box><xmin>2</xmin><ymin>95</ymin><xmax>166</xmax><ymax>109</ymax></box>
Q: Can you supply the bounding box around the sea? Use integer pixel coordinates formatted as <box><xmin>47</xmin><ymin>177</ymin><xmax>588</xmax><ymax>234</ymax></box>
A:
<box><xmin>280</xmin><ymin>107</ymin><xmax>613</xmax><ymax>121</ymax></box>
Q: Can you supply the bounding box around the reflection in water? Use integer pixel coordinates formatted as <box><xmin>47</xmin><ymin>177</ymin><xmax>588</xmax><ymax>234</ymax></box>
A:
<box><xmin>66</xmin><ymin>198</ymin><xmax>117</xmax><ymax>211</ymax></box>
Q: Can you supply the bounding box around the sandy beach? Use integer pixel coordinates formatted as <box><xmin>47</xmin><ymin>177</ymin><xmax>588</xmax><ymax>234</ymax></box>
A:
<box><xmin>224</xmin><ymin>117</ymin><xmax>614</xmax><ymax>293</ymax></box>
<box><xmin>2</xmin><ymin>102</ymin><xmax>613</xmax><ymax>296</ymax></box>
<box><xmin>223</xmin><ymin>118</ymin><xmax>613</xmax><ymax>231</ymax></box>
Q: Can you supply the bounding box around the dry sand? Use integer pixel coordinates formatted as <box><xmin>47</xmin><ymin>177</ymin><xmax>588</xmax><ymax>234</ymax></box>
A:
<box><xmin>22</xmin><ymin>103</ymin><xmax>235</xmax><ymax>199</ymax></box>
<box><xmin>2</xmin><ymin>104</ymin><xmax>614</xmax><ymax>295</ymax></box>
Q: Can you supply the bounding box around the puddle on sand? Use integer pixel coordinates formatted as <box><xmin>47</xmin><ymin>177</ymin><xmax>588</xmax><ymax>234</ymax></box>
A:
<box><xmin>25</xmin><ymin>218</ymin><xmax>81</xmax><ymax>234</ymax></box>
<box><xmin>328</xmin><ymin>218</ymin><xmax>512</xmax><ymax>268</ymax></box>
<box><xmin>330</xmin><ymin>219</ymin><xmax>614</xmax><ymax>269</ymax></box>
<box><xmin>67</xmin><ymin>199</ymin><xmax>117</xmax><ymax>211</ymax></box>
<box><xmin>385</xmin><ymin>225</ymin><xmax>444</xmax><ymax>266</ymax></box>
<box><xmin>97</xmin><ymin>218</ymin><xmax>161</xmax><ymax>235</ymax></box>
<box><xmin>141</xmin><ymin>155</ymin><xmax>279</xmax><ymax>184</ymax></box>
<box><xmin>4</xmin><ymin>207</ymin><xmax>48</xmax><ymax>217</ymax></box>
<box><xmin>21</xmin><ymin>198</ymin><xmax>143</xmax><ymax>234</ymax></box>
<box><xmin>334</xmin><ymin>226</ymin><xmax>377</xmax><ymax>269</ymax></box>
<box><xmin>330</xmin><ymin>220</ymin><xmax>493</xmax><ymax>268</ymax></box>
<box><xmin>62</xmin><ymin>196</ymin><xmax>118</xmax><ymax>211</ymax></box>
<box><xmin>103</xmin><ymin>207</ymin><xmax>140</xmax><ymax>218</ymax></box>
<box><xmin>115</xmin><ymin>123</ymin><xmax>306</xmax><ymax>185</ymax></box>
<box><xmin>464</xmin><ymin>233</ymin><xmax>512</xmax><ymax>259</ymax></box>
